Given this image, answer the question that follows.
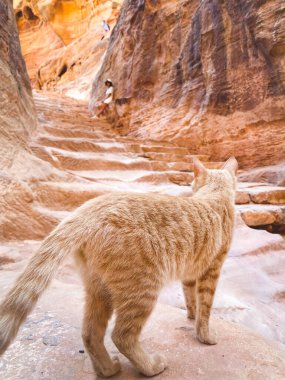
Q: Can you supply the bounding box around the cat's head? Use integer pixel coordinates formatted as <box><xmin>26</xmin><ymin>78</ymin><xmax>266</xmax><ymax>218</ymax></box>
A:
<box><xmin>192</xmin><ymin>157</ymin><xmax>238</xmax><ymax>193</ymax></box>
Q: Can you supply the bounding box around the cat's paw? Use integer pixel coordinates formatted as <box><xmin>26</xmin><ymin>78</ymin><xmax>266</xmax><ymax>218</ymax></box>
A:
<box><xmin>97</xmin><ymin>356</ymin><xmax>121</xmax><ymax>378</ymax></box>
<box><xmin>111</xmin><ymin>356</ymin><xmax>122</xmax><ymax>375</ymax></box>
<box><xmin>151</xmin><ymin>353</ymin><xmax>167</xmax><ymax>376</ymax></box>
<box><xmin>196</xmin><ymin>329</ymin><xmax>217</xmax><ymax>345</ymax></box>
<box><xmin>187</xmin><ymin>309</ymin><xmax>196</xmax><ymax>320</ymax></box>
<box><xmin>141</xmin><ymin>353</ymin><xmax>167</xmax><ymax>377</ymax></box>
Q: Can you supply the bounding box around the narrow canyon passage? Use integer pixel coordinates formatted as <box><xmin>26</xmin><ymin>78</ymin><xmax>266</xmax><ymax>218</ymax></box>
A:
<box><xmin>1</xmin><ymin>0</ymin><xmax>285</xmax><ymax>379</ymax></box>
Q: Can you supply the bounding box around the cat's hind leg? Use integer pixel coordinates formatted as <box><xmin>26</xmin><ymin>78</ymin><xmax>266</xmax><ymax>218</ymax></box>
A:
<box><xmin>111</xmin><ymin>292</ymin><xmax>167</xmax><ymax>377</ymax></box>
<box><xmin>82</xmin><ymin>278</ymin><xmax>121</xmax><ymax>378</ymax></box>
<box><xmin>182</xmin><ymin>280</ymin><xmax>196</xmax><ymax>319</ymax></box>
<box><xmin>195</xmin><ymin>252</ymin><xmax>226</xmax><ymax>345</ymax></box>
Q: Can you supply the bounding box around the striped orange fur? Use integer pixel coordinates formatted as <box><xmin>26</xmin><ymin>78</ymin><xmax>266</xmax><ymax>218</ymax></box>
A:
<box><xmin>0</xmin><ymin>157</ymin><xmax>238</xmax><ymax>377</ymax></box>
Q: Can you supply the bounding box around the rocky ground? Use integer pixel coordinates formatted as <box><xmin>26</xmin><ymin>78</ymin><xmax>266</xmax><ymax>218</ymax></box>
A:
<box><xmin>0</xmin><ymin>91</ymin><xmax>284</xmax><ymax>379</ymax></box>
<box><xmin>0</xmin><ymin>268</ymin><xmax>285</xmax><ymax>380</ymax></box>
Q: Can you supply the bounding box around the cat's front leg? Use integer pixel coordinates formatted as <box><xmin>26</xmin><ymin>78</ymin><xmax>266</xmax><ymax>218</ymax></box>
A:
<box><xmin>195</xmin><ymin>265</ymin><xmax>221</xmax><ymax>345</ymax></box>
<box><xmin>182</xmin><ymin>280</ymin><xmax>196</xmax><ymax>319</ymax></box>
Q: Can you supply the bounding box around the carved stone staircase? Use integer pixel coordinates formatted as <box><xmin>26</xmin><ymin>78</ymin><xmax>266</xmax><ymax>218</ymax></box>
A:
<box><xmin>31</xmin><ymin>91</ymin><xmax>285</xmax><ymax>234</ymax></box>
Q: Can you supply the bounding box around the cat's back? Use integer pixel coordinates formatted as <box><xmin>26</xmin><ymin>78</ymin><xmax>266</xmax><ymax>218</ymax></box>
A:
<box><xmin>78</xmin><ymin>192</ymin><xmax>195</xmax><ymax>227</ymax></box>
<box><xmin>71</xmin><ymin>189</ymin><xmax>232</xmax><ymax>233</ymax></box>
<box><xmin>77</xmin><ymin>192</ymin><xmax>197</xmax><ymax>278</ymax></box>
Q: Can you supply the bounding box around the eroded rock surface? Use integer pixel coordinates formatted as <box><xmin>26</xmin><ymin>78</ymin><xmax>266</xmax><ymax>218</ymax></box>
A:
<box><xmin>0</xmin><ymin>240</ymin><xmax>285</xmax><ymax>379</ymax></box>
<box><xmin>0</xmin><ymin>0</ymin><xmax>47</xmax><ymax>240</ymax></box>
<box><xmin>0</xmin><ymin>1</ymin><xmax>73</xmax><ymax>241</ymax></box>
<box><xmin>91</xmin><ymin>0</ymin><xmax>285</xmax><ymax>168</ymax></box>
<box><xmin>0</xmin><ymin>0</ymin><xmax>37</xmax><ymax>154</ymax></box>
<box><xmin>239</xmin><ymin>163</ymin><xmax>285</xmax><ymax>187</ymax></box>
<box><xmin>14</xmin><ymin>0</ymin><xmax>123</xmax><ymax>92</ymax></box>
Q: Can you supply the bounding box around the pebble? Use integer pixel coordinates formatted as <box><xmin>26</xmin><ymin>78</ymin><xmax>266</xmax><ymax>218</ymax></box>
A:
<box><xmin>42</xmin><ymin>336</ymin><xmax>59</xmax><ymax>346</ymax></box>
<box><xmin>79</xmin><ymin>349</ymin><xmax>85</xmax><ymax>354</ymax></box>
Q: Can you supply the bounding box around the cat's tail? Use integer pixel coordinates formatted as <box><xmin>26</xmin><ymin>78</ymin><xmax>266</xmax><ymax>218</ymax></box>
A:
<box><xmin>0</xmin><ymin>217</ymin><xmax>83</xmax><ymax>356</ymax></box>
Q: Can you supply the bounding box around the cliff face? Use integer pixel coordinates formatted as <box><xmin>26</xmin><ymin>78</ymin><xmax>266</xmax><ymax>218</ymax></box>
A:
<box><xmin>0</xmin><ymin>0</ymin><xmax>37</xmax><ymax>166</ymax></box>
<box><xmin>14</xmin><ymin>0</ymin><xmax>64</xmax><ymax>83</ymax></box>
<box><xmin>14</xmin><ymin>0</ymin><xmax>122</xmax><ymax>91</ymax></box>
<box><xmin>91</xmin><ymin>0</ymin><xmax>285</xmax><ymax>168</ymax></box>
<box><xmin>0</xmin><ymin>0</ymin><xmax>63</xmax><ymax>240</ymax></box>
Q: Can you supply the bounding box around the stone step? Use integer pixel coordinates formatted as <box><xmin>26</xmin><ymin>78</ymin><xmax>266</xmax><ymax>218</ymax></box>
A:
<box><xmin>30</xmin><ymin>145</ymin><xmax>60</xmax><ymax>167</ymax></box>
<box><xmin>68</xmin><ymin>170</ymin><xmax>194</xmax><ymax>186</ymax></box>
<box><xmin>40</xmin><ymin>118</ymin><xmax>109</xmax><ymax>131</ymax></box>
<box><xmin>138</xmin><ymin>152</ymin><xmax>209</xmax><ymax>163</ymax></box>
<box><xmin>32</xmin><ymin>182</ymin><xmax>107</xmax><ymax>210</ymax></box>
<box><xmin>35</xmin><ymin>136</ymin><xmax>195</xmax><ymax>156</ymax></box>
<box><xmin>42</xmin><ymin>125</ymin><xmax>114</xmax><ymax>140</ymax></box>
<box><xmin>42</xmin><ymin>125</ymin><xmax>177</xmax><ymax>147</ymax></box>
<box><xmin>237</xmin><ymin>204</ymin><xmax>285</xmax><ymax>233</ymax></box>
<box><xmin>141</xmin><ymin>145</ymin><xmax>190</xmax><ymax>155</ymax></box>
<box><xmin>236</xmin><ymin>185</ymin><xmax>285</xmax><ymax>205</ymax></box>
<box><xmin>32</xmin><ymin>181</ymin><xmax>193</xmax><ymax>210</ymax></box>
<box><xmin>32</xmin><ymin>146</ymin><xmax>222</xmax><ymax>173</ymax></box>
<box><xmin>49</xmin><ymin>150</ymin><xmax>154</xmax><ymax>171</ymax></box>
<box><xmin>33</xmin><ymin>139</ymin><xmax>128</xmax><ymax>155</ymax></box>
<box><xmin>35</xmin><ymin>147</ymin><xmax>222</xmax><ymax>172</ymax></box>
<box><xmin>247</xmin><ymin>186</ymin><xmax>285</xmax><ymax>205</ymax></box>
<box><xmin>35</xmin><ymin>138</ymin><xmax>208</xmax><ymax>165</ymax></box>
<box><xmin>34</xmin><ymin>205</ymin><xmax>71</xmax><ymax>223</ymax></box>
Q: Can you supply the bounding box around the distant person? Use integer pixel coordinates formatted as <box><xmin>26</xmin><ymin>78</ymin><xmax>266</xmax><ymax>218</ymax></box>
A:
<box><xmin>101</xmin><ymin>20</ymin><xmax>110</xmax><ymax>40</ymax></box>
<box><xmin>92</xmin><ymin>79</ymin><xmax>114</xmax><ymax>118</ymax></box>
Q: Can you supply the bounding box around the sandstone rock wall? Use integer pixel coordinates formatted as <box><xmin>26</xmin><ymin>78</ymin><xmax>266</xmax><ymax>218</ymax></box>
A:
<box><xmin>0</xmin><ymin>0</ymin><xmax>63</xmax><ymax>241</ymax></box>
<box><xmin>91</xmin><ymin>0</ymin><xmax>285</xmax><ymax>169</ymax></box>
<box><xmin>14</xmin><ymin>0</ymin><xmax>65</xmax><ymax>84</ymax></box>
<box><xmin>0</xmin><ymin>0</ymin><xmax>37</xmax><ymax>166</ymax></box>
<box><xmin>36</xmin><ymin>35</ymin><xmax>109</xmax><ymax>99</ymax></box>
<box><xmin>14</xmin><ymin>0</ymin><xmax>122</xmax><ymax>85</ymax></box>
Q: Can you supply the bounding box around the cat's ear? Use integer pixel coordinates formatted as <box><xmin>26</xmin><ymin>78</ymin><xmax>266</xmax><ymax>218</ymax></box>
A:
<box><xmin>223</xmin><ymin>156</ymin><xmax>238</xmax><ymax>174</ymax></box>
<box><xmin>193</xmin><ymin>157</ymin><xmax>206</xmax><ymax>178</ymax></box>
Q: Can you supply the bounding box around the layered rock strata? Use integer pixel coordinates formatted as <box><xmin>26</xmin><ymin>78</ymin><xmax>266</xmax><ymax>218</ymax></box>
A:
<box><xmin>1</xmin><ymin>0</ymin><xmax>37</xmax><ymax>240</ymax></box>
<box><xmin>0</xmin><ymin>0</ymin><xmax>69</xmax><ymax>240</ymax></box>
<box><xmin>91</xmin><ymin>0</ymin><xmax>285</xmax><ymax>169</ymax></box>
<box><xmin>1</xmin><ymin>0</ymin><xmax>37</xmax><ymax>156</ymax></box>
<box><xmin>14</xmin><ymin>0</ymin><xmax>122</xmax><ymax>89</ymax></box>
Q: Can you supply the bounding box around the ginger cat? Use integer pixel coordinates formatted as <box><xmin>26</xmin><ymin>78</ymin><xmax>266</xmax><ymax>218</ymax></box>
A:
<box><xmin>0</xmin><ymin>157</ymin><xmax>238</xmax><ymax>377</ymax></box>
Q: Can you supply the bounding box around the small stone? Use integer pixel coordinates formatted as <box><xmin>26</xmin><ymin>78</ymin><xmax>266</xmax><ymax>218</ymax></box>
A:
<box><xmin>79</xmin><ymin>349</ymin><xmax>85</xmax><ymax>354</ymax></box>
<box><xmin>235</xmin><ymin>191</ymin><xmax>250</xmax><ymax>204</ymax></box>
<box><xmin>175</xmin><ymin>326</ymin><xmax>193</xmax><ymax>331</ymax></box>
<box><xmin>42</xmin><ymin>336</ymin><xmax>59</xmax><ymax>346</ymax></box>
